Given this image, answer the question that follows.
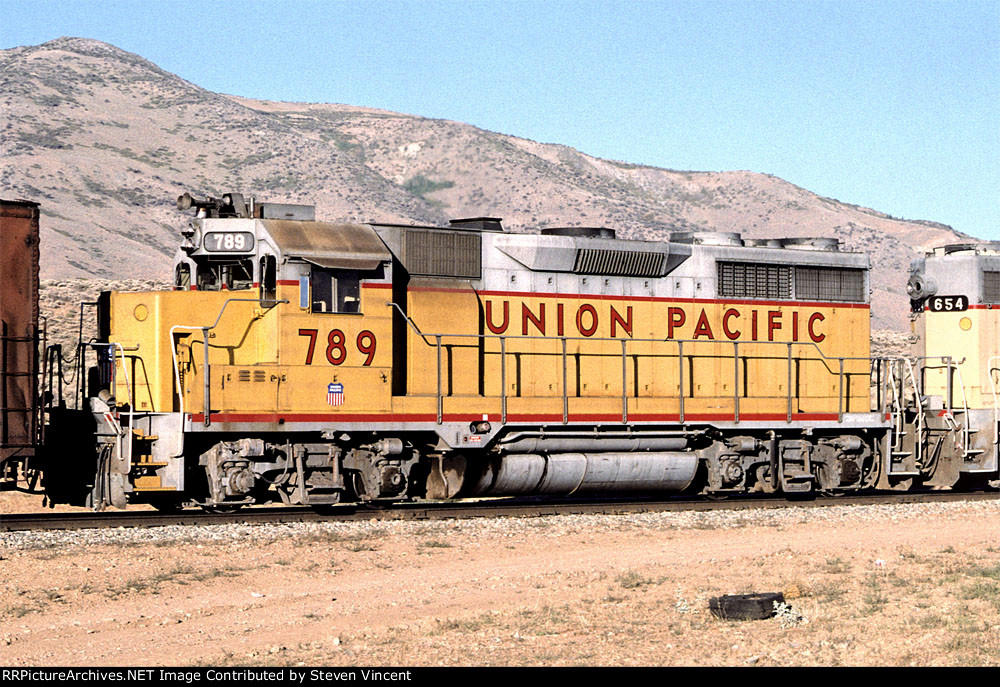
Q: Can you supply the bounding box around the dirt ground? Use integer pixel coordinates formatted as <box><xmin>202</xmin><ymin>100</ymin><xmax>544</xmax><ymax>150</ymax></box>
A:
<box><xmin>2</xmin><ymin>491</ymin><xmax>999</xmax><ymax>667</ymax></box>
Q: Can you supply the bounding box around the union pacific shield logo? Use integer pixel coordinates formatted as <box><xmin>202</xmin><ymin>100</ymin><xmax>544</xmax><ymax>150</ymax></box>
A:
<box><xmin>327</xmin><ymin>383</ymin><xmax>344</xmax><ymax>407</ymax></box>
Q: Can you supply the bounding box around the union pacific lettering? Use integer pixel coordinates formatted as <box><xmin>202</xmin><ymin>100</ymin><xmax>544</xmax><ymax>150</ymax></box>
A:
<box><xmin>484</xmin><ymin>299</ymin><xmax>830</xmax><ymax>343</ymax></box>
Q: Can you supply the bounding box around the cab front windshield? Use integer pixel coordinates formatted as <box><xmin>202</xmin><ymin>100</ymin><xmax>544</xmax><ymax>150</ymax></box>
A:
<box><xmin>196</xmin><ymin>259</ymin><xmax>254</xmax><ymax>291</ymax></box>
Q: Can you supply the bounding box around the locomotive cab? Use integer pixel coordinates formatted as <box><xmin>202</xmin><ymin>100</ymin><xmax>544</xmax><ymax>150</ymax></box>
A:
<box><xmin>56</xmin><ymin>193</ymin><xmax>399</xmax><ymax>509</ymax></box>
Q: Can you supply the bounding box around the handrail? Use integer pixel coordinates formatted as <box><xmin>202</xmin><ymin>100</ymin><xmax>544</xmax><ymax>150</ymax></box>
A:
<box><xmin>881</xmin><ymin>355</ymin><xmax>985</xmax><ymax>478</ymax></box>
<box><xmin>902</xmin><ymin>358</ymin><xmax>924</xmax><ymax>468</ymax></box>
<box><xmin>386</xmin><ymin>301</ymin><xmax>871</xmax><ymax>369</ymax></box>
<box><xmin>386</xmin><ymin>302</ymin><xmax>430</xmax><ymax>341</ymax></box>
<box><xmin>169</xmin><ymin>297</ymin><xmax>287</xmax><ymax>432</ymax></box>
<box><xmin>950</xmin><ymin>360</ymin><xmax>972</xmax><ymax>457</ymax></box>
<box><xmin>986</xmin><ymin>356</ymin><xmax>1000</xmax><ymax>454</ymax></box>
<box><xmin>386</xmin><ymin>302</ymin><xmax>879</xmax><ymax>426</ymax></box>
<box><xmin>83</xmin><ymin>341</ymin><xmax>135</xmax><ymax>474</ymax></box>
<box><xmin>882</xmin><ymin>359</ymin><xmax>923</xmax><ymax>478</ymax></box>
<box><xmin>109</xmin><ymin>342</ymin><xmax>134</xmax><ymax>473</ymax></box>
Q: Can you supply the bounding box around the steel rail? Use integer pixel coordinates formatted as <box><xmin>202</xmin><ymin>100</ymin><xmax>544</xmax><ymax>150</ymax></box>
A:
<box><xmin>3</xmin><ymin>490</ymin><xmax>996</xmax><ymax>532</ymax></box>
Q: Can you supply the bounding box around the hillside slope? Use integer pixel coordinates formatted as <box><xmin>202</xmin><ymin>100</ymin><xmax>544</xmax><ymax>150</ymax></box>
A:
<box><xmin>1</xmin><ymin>38</ymin><xmax>970</xmax><ymax>329</ymax></box>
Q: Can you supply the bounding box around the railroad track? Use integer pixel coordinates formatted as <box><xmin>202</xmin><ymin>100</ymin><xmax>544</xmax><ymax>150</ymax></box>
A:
<box><xmin>2</xmin><ymin>489</ymin><xmax>997</xmax><ymax>532</ymax></box>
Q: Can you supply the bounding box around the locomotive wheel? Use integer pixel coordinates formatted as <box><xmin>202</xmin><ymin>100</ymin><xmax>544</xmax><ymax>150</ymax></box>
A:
<box><xmin>348</xmin><ymin>471</ymin><xmax>370</xmax><ymax>501</ymax></box>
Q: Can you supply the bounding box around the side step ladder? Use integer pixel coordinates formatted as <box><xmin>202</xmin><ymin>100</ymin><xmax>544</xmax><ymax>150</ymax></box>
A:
<box><xmin>884</xmin><ymin>359</ymin><xmax>921</xmax><ymax>478</ymax></box>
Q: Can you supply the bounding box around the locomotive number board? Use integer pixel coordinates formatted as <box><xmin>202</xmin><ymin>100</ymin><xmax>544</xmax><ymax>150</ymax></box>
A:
<box><xmin>203</xmin><ymin>231</ymin><xmax>255</xmax><ymax>252</ymax></box>
<box><xmin>927</xmin><ymin>295</ymin><xmax>969</xmax><ymax>312</ymax></box>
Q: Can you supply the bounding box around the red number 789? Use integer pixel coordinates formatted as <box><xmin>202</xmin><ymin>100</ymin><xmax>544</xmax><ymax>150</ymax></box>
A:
<box><xmin>298</xmin><ymin>329</ymin><xmax>376</xmax><ymax>366</ymax></box>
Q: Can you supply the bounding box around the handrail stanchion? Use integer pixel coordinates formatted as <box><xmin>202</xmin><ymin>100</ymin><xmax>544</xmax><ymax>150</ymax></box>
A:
<box><xmin>733</xmin><ymin>341</ymin><xmax>740</xmax><ymax>423</ymax></box>
<box><xmin>436</xmin><ymin>335</ymin><xmax>442</xmax><ymax>425</ymax></box>
<box><xmin>987</xmin><ymin>356</ymin><xmax>1000</xmax><ymax>454</ymax></box>
<box><xmin>621</xmin><ymin>339</ymin><xmax>628</xmax><ymax>424</ymax></box>
<box><xmin>562</xmin><ymin>337</ymin><xmax>569</xmax><ymax>424</ymax></box>
<box><xmin>678</xmin><ymin>341</ymin><xmax>685</xmax><ymax>424</ymax></box>
<box><xmin>786</xmin><ymin>343</ymin><xmax>793</xmax><ymax>422</ymax></box>
<box><xmin>500</xmin><ymin>337</ymin><xmax>507</xmax><ymax>425</ymax></box>
<box><xmin>945</xmin><ymin>355</ymin><xmax>953</xmax><ymax>414</ymax></box>
<box><xmin>838</xmin><ymin>358</ymin><xmax>845</xmax><ymax>422</ymax></box>
<box><xmin>202</xmin><ymin>327</ymin><xmax>211</xmax><ymax>427</ymax></box>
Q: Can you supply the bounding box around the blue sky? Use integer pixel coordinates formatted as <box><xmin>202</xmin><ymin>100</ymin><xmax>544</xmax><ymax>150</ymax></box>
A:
<box><xmin>3</xmin><ymin>0</ymin><xmax>998</xmax><ymax>238</ymax></box>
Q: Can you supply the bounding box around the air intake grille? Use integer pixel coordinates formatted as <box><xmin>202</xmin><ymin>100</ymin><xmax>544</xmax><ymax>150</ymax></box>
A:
<box><xmin>718</xmin><ymin>262</ymin><xmax>792</xmax><ymax>299</ymax></box>
<box><xmin>574</xmin><ymin>249</ymin><xmax>666</xmax><ymax>277</ymax></box>
<box><xmin>795</xmin><ymin>267</ymin><xmax>865</xmax><ymax>302</ymax></box>
<box><xmin>984</xmin><ymin>271</ymin><xmax>1000</xmax><ymax>303</ymax></box>
<box><xmin>405</xmin><ymin>230</ymin><xmax>481</xmax><ymax>279</ymax></box>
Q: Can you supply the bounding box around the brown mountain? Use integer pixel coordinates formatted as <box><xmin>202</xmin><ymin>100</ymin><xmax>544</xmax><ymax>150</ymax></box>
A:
<box><xmin>1</xmin><ymin>37</ymin><xmax>970</xmax><ymax>329</ymax></box>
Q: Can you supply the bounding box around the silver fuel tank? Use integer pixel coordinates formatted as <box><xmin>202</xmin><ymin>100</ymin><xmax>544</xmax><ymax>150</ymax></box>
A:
<box><xmin>466</xmin><ymin>452</ymin><xmax>699</xmax><ymax>496</ymax></box>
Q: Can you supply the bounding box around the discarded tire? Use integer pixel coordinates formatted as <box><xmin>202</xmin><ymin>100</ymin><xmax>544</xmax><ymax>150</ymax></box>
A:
<box><xmin>708</xmin><ymin>592</ymin><xmax>785</xmax><ymax>620</ymax></box>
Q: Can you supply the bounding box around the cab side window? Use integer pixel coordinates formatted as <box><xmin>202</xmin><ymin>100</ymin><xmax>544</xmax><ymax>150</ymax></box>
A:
<box><xmin>260</xmin><ymin>255</ymin><xmax>276</xmax><ymax>302</ymax></box>
<box><xmin>310</xmin><ymin>268</ymin><xmax>360</xmax><ymax>313</ymax></box>
<box><xmin>175</xmin><ymin>263</ymin><xmax>191</xmax><ymax>290</ymax></box>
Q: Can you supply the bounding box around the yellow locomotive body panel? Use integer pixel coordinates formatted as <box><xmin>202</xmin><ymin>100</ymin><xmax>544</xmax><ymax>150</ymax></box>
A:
<box><xmin>111</xmin><ymin>282</ymin><xmax>395</xmax><ymax>419</ymax></box>
<box><xmin>108</xmin><ymin>290</ymin><xmax>267</xmax><ymax>413</ymax></box>
<box><xmin>406</xmin><ymin>289</ymin><xmax>870</xmax><ymax>423</ymax></box>
<box><xmin>110</xmin><ymin>284</ymin><xmax>869</xmax><ymax>425</ymax></box>
<box><xmin>919</xmin><ymin>306</ymin><xmax>1000</xmax><ymax>410</ymax></box>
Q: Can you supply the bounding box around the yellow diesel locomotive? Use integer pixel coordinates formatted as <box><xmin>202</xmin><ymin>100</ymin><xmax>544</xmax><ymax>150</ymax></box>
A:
<box><xmin>40</xmin><ymin>192</ymin><xmax>901</xmax><ymax>509</ymax></box>
<box><xmin>901</xmin><ymin>244</ymin><xmax>1000</xmax><ymax>488</ymax></box>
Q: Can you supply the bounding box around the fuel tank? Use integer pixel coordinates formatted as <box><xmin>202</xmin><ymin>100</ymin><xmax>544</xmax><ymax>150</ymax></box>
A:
<box><xmin>466</xmin><ymin>452</ymin><xmax>699</xmax><ymax>496</ymax></box>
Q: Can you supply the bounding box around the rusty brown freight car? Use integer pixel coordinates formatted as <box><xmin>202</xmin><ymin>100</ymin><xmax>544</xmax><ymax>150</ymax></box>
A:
<box><xmin>0</xmin><ymin>199</ymin><xmax>40</xmax><ymax>482</ymax></box>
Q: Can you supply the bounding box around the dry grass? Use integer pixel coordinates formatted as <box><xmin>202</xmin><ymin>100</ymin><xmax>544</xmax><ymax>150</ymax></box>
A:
<box><xmin>4</xmin><ymin>502</ymin><xmax>999</xmax><ymax>666</ymax></box>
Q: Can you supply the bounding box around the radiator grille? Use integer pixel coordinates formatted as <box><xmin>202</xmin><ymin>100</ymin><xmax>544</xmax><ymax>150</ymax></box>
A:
<box><xmin>984</xmin><ymin>271</ymin><xmax>1000</xmax><ymax>303</ymax></box>
<box><xmin>795</xmin><ymin>267</ymin><xmax>865</xmax><ymax>302</ymax></box>
<box><xmin>405</xmin><ymin>230</ymin><xmax>481</xmax><ymax>279</ymax></box>
<box><xmin>718</xmin><ymin>262</ymin><xmax>792</xmax><ymax>299</ymax></box>
<box><xmin>574</xmin><ymin>249</ymin><xmax>666</xmax><ymax>277</ymax></box>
